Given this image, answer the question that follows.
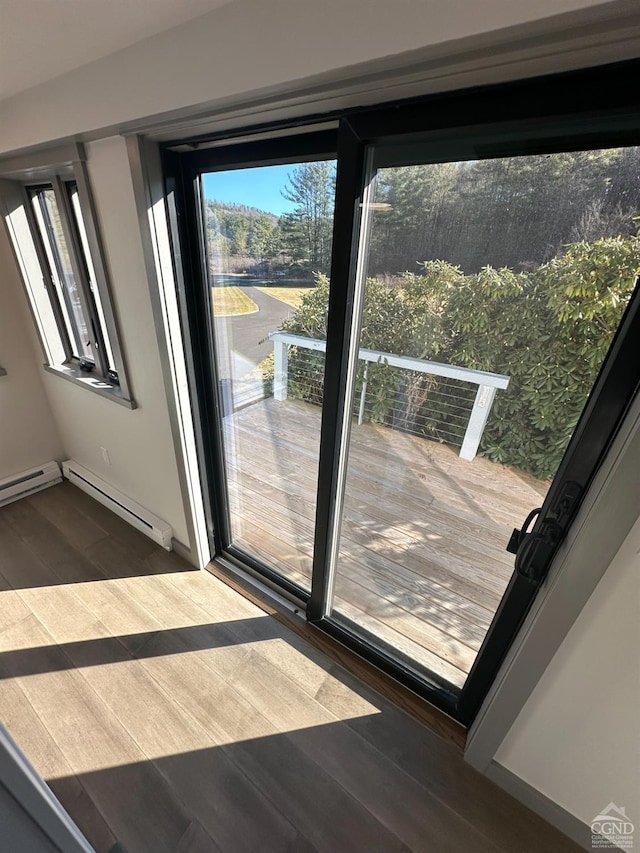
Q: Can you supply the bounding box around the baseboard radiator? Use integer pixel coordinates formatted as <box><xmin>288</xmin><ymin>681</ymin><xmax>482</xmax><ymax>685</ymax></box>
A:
<box><xmin>62</xmin><ymin>460</ymin><xmax>173</xmax><ymax>550</ymax></box>
<box><xmin>0</xmin><ymin>462</ymin><xmax>62</xmax><ymax>507</ymax></box>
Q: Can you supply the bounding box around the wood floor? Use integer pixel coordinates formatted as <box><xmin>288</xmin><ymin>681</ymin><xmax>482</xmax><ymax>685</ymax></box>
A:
<box><xmin>0</xmin><ymin>482</ymin><xmax>579</xmax><ymax>853</ymax></box>
<box><xmin>226</xmin><ymin>398</ymin><xmax>549</xmax><ymax>687</ymax></box>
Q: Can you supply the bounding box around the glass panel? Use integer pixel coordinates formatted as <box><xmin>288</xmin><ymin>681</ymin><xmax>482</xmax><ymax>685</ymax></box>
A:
<box><xmin>68</xmin><ymin>182</ymin><xmax>116</xmax><ymax>371</ymax></box>
<box><xmin>331</xmin><ymin>146</ymin><xmax>640</xmax><ymax>689</ymax></box>
<box><xmin>202</xmin><ymin>160</ymin><xmax>336</xmax><ymax>590</ymax></box>
<box><xmin>30</xmin><ymin>187</ymin><xmax>91</xmax><ymax>361</ymax></box>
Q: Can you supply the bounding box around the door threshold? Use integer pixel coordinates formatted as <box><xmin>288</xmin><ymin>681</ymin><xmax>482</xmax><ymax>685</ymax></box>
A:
<box><xmin>205</xmin><ymin>558</ymin><xmax>467</xmax><ymax>751</ymax></box>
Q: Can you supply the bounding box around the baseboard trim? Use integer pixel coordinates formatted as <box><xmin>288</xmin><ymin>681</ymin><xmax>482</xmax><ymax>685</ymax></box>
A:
<box><xmin>486</xmin><ymin>761</ymin><xmax>592</xmax><ymax>850</ymax></box>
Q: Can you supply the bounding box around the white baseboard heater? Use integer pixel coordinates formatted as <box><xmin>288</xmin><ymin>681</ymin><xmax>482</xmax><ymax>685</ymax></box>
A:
<box><xmin>62</xmin><ymin>460</ymin><xmax>173</xmax><ymax>550</ymax></box>
<box><xmin>0</xmin><ymin>462</ymin><xmax>62</xmax><ymax>507</ymax></box>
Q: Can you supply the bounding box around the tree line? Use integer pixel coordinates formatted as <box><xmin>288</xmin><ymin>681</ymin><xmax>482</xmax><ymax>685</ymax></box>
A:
<box><xmin>205</xmin><ymin>161</ymin><xmax>335</xmax><ymax>275</ymax></box>
<box><xmin>206</xmin><ymin>148</ymin><xmax>640</xmax><ymax>279</ymax></box>
<box><xmin>369</xmin><ymin>147</ymin><xmax>640</xmax><ymax>274</ymax></box>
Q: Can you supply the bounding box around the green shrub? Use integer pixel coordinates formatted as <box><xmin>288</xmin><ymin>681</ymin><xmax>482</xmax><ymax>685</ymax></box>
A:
<box><xmin>444</xmin><ymin>237</ymin><xmax>639</xmax><ymax>477</ymax></box>
<box><xmin>278</xmin><ymin>237</ymin><xmax>640</xmax><ymax>479</ymax></box>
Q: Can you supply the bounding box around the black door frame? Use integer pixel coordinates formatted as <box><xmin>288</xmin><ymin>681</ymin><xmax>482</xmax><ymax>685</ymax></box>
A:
<box><xmin>162</xmin><ymin>58</ymin><xmax>640</xmax><ymax>725</ymax></box>
<box><xmin>163</xmin><ymin>130</ymin><xmax>338</xmax><ymax>606</ymax></box>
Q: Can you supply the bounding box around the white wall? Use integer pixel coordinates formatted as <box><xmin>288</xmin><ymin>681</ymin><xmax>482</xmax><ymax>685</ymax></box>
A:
<box><xmin>495</xmin><ymin>515</ymin><xmax>640</xmax><ymax>831</ymax></box>
<box><xmin>33</xmin><ymin>137</ymin><xmax>190</xmax><ymax>546</ymax></box>
<box><xmin>0</xmin><ymin>0</ymin><xmax>618</xmax><ymax>154</ymax></box>
<box><xmin>0</xmin><ymin>229</ymin><xmax>63</xmax><ymax>480</ymax></box>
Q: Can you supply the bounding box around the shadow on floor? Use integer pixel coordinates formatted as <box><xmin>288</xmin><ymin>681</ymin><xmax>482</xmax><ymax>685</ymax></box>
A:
<box><xmin>46</xmin><ymin>720</ymin><xmax>581</xmax><ymax>853</ymax></box>
<box><xmin>0</xmin><ymin>617</ymin><xmax>282</xmax><ymax>679</ymax></box>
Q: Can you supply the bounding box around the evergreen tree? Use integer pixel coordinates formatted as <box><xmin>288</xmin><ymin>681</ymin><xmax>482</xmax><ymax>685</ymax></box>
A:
<box><xmin>281</xmin><ymin>162</ymin><xmax>336</xmax><ymax>273</ymax></box>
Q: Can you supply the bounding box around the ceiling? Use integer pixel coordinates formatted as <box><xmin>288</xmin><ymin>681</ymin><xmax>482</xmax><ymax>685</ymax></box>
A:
<box><xmin>0</xmin><ymin>0</ymin><xmax>234</xmax><ymax>102</ymax></box>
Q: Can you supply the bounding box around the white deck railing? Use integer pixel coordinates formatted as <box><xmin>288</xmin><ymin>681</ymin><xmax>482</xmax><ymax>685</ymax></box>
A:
<box><xmin>269</xmin><ymin>331</ymin><xmax>510</xmax><ymax>461</ymax></box>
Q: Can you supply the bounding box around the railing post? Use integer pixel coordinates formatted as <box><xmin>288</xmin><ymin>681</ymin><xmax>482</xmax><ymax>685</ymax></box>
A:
<box><xmin>357</xmin><ymin>362</ymin><xmax>368</xmax><ymax>425</ymax></box>
<box><xmin>460</xmin><ymin>384</ymin><xmax>497</xmax><ymax>460</ymax></box>
<box><xmin>273</xmin><ymin>337</ymin><xmax>288</xmax><ymax>401</ymax></box>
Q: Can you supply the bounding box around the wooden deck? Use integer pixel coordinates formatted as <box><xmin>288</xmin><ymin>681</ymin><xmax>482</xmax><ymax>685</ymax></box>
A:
<box><xmin>225</xmin><ymin>398</ymin><xmax>549</xmax><ymax>688</ymax></box>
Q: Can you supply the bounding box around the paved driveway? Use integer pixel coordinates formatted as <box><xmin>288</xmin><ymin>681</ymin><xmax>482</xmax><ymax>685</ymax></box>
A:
<box><xmin>214</xmin><ymin>286</ymin><xmax>293</xmax><ymax>379</ymax></box>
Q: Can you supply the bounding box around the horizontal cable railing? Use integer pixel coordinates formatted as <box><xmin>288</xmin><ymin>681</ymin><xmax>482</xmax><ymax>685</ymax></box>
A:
<box><xmin>354</xmin><ymin>371</ymin><xmax>479</xmax><ymax>447</ymax></box>
<box><xmin>269</xmin><ymin>331</ymin><xmax>510</xmax><ymax>460</ymax></box>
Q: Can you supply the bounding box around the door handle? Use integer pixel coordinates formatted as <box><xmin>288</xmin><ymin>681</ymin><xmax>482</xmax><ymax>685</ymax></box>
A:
<box><xmin>506</xmin><ymin>507</ymin><xmax>541</xmax><ymax>555</ymax></box>
<box><xmin>514</xmin><ymin>518</ymin><xmax>563</xmax><ymax>583</ymax></box>
<box><xmin>506</xmin><ymin>481</ymin><xmax>583</xmax><ymax>584</ymax></box>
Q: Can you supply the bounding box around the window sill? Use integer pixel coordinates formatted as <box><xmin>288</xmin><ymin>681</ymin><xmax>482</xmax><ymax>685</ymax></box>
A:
<box><xmin>44</xmin><ymin>364</ymin><xmax>136</xmax><ymax>409</ymax></box>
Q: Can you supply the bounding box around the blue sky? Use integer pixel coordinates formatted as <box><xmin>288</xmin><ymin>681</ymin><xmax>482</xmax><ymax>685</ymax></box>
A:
<box><xmin>203</xmin><ymin>164</ymin><xmax>298</xmax><ymax>216</ymax></box>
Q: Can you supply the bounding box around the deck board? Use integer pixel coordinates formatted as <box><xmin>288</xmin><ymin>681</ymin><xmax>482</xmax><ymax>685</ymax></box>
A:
<box><xmin>224</xmin><ymin>397</ymin><xmax>548</xmax><ymax>685</ymax></box>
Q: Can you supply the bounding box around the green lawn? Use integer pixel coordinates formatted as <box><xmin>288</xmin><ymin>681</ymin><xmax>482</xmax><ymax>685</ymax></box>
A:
<box><xmin>212</xmin><ymin>286</ymin><xmax>259</xmax><ymax>317</ymax></box>
<box><xmin>255</xmin><ymin>286</ymin><xmax>313</xmax><ymax>309</ymax></box>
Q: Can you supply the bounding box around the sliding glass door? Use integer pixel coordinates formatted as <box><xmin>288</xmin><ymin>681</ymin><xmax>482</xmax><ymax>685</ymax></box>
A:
<box><xmin>328</xmin><ymin>143</ymin><xmax>640</xmax><ymax>702</ymax></box>
<box><xmin>192</xmin><ymin>144</ymin><xmax>337</xmax><ymax>596</ymax></box>
<box><xmin>166</xmin><ymin>60</ymin><xmax>640</xmax><ymax>723</ymax></box>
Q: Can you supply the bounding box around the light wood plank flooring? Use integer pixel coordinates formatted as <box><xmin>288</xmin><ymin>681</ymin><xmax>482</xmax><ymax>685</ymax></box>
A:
<box><xmin>225</xmin><ymin>398</ymin><xmax>549</xmax><ymax>686</ymax></box>
<box><xmin>0</xmin><ymin>482</ymin><xmax>578</xmax><ymax>853</ymax></box>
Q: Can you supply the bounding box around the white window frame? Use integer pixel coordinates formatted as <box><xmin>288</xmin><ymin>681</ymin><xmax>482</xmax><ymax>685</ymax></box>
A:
<box><xmin>0</xmin><ymin>143</ymin><xmax>134</xmax><ymax>408</ymax></box>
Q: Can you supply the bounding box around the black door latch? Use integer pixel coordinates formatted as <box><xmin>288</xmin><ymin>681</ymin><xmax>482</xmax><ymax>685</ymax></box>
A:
<box><xmin>506</xmin><ymin>507</ymin><xmax>541</xmax><ymax>555</ymax></box>
<box><xmin>506</xmin><ymin>481</ymin><xmax>583</xmax><ymax>584</ymax></box>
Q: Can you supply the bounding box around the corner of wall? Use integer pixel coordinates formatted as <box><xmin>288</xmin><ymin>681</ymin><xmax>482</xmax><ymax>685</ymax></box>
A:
<box><xmin>0</xmin><ymin>222</ymin><xmax>64</xmax><ymax>479</ymax></box>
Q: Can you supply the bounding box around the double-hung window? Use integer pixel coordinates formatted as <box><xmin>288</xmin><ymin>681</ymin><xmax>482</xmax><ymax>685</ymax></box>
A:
<box><xmin>0</xmin><ymin>144</ymin><xmax>133</xmax><ymax>406</ymax></box>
